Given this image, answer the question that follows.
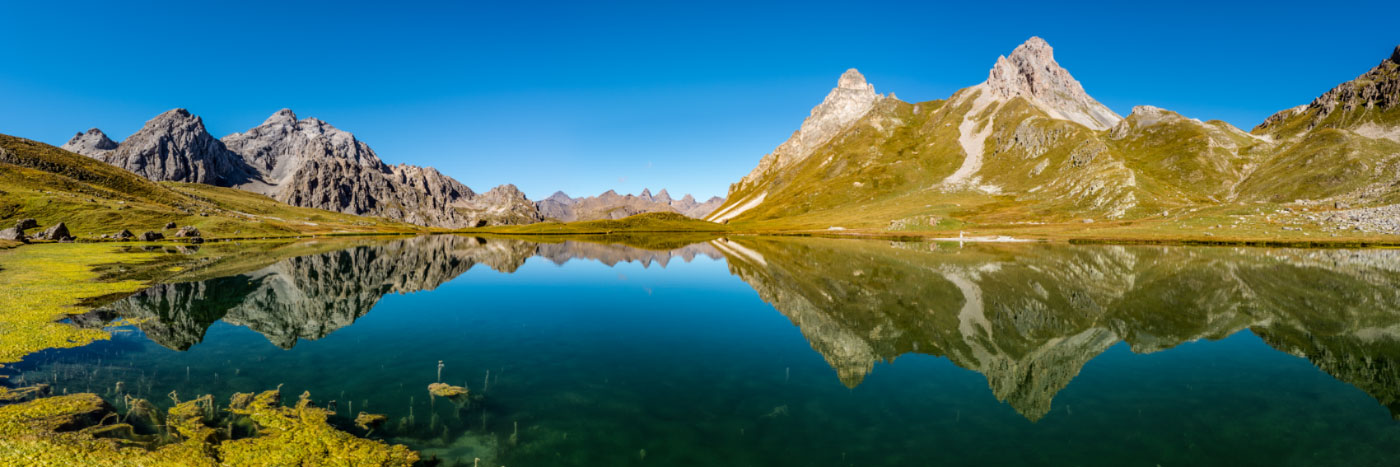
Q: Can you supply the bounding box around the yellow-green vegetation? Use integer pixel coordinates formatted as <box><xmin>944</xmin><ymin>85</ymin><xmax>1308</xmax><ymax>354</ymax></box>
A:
<box><xmin>0</xmin><ymin>133</ymin><xmax>420</xmax><ymax>240</ymax></box>
<box><xmin>218</xmin><ymin>390</ymin><xmax>418</xmax><ymax>466</ymax></box>
<box><xmin>0</xmin><ymin>389</ymin><xmax>417</xmax><ymax>466</ymax></box>
<box><xmin>427</xmin><ymin>383</ymin><xmax>469</xmax><ymax>398</ymax></box>
<box><xmin>466</xmin><ymin>211</ymin><xmax>728</xmax><ymax>235</ymax></box>
<box><xmin>0</xmin><ymin>243</ymin><xmax>166</xmax><ymax>364</ymax></box>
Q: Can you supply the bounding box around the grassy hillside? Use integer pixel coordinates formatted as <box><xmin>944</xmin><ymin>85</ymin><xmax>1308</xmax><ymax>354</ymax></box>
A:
<box><xmin>0</xmin><ymin>134</ymin><xmax>420</xmax><ymax>239</ymax></box>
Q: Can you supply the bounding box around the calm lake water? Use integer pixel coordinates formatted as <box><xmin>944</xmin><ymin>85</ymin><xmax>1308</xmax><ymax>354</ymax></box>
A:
<box><xmin>8</xmin><ymin>235</ymin><xmax>1400</xmax><ymax>466</ymax></box>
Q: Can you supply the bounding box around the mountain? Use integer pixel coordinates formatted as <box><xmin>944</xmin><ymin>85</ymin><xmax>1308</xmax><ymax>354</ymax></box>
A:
<box><xmin>63</xmin><ymin>109</ymin><xmax>255</xmax><ymax>186</ymax></box>
<box><xmin>534</xmin><ymin>189</ymin><xmax>724</xmax><ymax>222</ymax></box>
<box><xmin>1</xmin><ymin>133</ymin><xmax>414</xmax><ymax>238</ymax></box>
<box><xmin>708</xmin><ymin>38</ymin><xmax>1400</xmax><ymax>232</ymax></box>
<box><xmin>63</xmin><ymin>109</ymin><xmax>540</xmax><ymax>227</ymax></box>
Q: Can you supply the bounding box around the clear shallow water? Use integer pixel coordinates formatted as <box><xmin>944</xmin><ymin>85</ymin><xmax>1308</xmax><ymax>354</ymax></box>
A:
<box><xmin>8</xmin><ymin>235</ymin><xmax>1400</xmax><ymax>466</ymax></box>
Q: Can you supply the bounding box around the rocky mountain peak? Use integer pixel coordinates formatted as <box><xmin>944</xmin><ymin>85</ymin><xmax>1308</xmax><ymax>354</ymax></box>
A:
<box><xmin>983</xmin><ymin>37</ymin><xmax>1121</xmax><ymax>130</ymax></box>
<box><xmin>639</xmin><ymin>188</ymin><xmax>653</xmax><ymax>201</ymax></box>
<box><xmin>86</xmin><ymin>108</ymin><xmax>252</xmax><ymax>185</ymax></box>
<box><xmin>654</xmin><ymin>188</ymin><xmax>672</xmax><ymax>204</ymax></box>
<box><xmin>837</xmin><ymin>68</ymin><xmax>872</xmax><ymax>91</ymax></box>
<box><xmin>735</xmin><ymin>68</ymin><xmax>883</xmax><ymax>190</ymax></box>
<box><xmin>1392</xmin><ymin>44</ymin><xmax>1400</xmax><ymax>64</ymax></box>
<box><xmin>60</xmin><ymin>128</ymin><xmax>118</xmax><ymax>157</ymax></box>
<box><xmin>264</xmin><ymin>108</ymin><xmax>298</xmax><ymax>125</ymax></box>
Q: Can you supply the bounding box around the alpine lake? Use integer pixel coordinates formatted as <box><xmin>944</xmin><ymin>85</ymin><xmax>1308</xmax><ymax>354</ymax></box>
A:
<box><xmin>7</xmin><ymin>234</ymin><xmax>1400</xmax><ymax>466</ymax></box>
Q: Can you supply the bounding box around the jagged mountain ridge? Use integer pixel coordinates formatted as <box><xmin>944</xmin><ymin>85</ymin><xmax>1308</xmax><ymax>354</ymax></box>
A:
<box><xmin>709</xmin><ymin>38</ymin><xmax>1400</xmax><ymax>228</ymax></box>
<box><xmin>63</xmin><ymin>109</ymin><xmax>539</xmax><ymax>227</ymax></box>
<box><xmin>536</xmin><ymin>188</ymin><xmax>724</xmax><ymax>221</ymax></box>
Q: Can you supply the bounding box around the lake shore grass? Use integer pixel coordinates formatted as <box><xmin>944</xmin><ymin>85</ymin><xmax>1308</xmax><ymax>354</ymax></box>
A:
<box><xmin>0</xmin><ymin>239</ymin><xmax>423</xmax><ymax>466</ymax></box>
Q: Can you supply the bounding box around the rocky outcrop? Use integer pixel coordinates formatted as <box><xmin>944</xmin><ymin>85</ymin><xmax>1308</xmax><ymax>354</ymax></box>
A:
<box><xmin>34</xmin><ymin>222</ymin><xmax>72</xmax><ymax>241</ymax></box>
<box><xmin>454</xmin><ymin>184</ymin><xmax>542</xmax><ymax>226</ymax></box>
<box><xmin>59</xmin><ymin>129</ymin><xmax>118</xmax><ymax>158</ymax></box>
<box><xmin>732</xmin><ymin>69</ymin><xmax>884</xmax><ymax>193</ymax></box>
<box><xmin>982</xmin><ymin>37</ymin><xmax>1121</xmax><ymax>130</ymax></box>
<box><xmin>73</xmin><ymin>109</ymin><xmax>254</xmax><ymax>185</ymax></box>
<box><xmin>1256</xmin><ymin>45</ymin><xmax>1400</xmax><ymax>135</ymax></box>
<box><xmin>65</xmin><ymin>109</ymin><xmax>543</xmax><ymax>228</ymax></box>
<box><xmin>535</xmin><ymin>189</ymin><xmax>725</xmax><ymax>222</ymax></box>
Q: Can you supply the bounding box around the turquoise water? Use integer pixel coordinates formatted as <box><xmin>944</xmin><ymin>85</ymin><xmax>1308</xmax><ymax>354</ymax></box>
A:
<box><xmin>9</xmin><ymin>236</ymin><xmax>1400</xmax><ymax>465</ymax></box>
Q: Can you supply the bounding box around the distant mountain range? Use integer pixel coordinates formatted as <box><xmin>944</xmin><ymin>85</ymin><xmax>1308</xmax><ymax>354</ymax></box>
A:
<box><xmin>707</xmin><ymin>38</ymin><xmax>1400</xmax><ymax>228</ymax></box>
<box><xmin>58</xmin><ymin>109</ymin><xmax>723</xmax><ymax>227</ymax></box>
<box><xmin>536</xmin><ymin>188</ymin><xmax>724</xmax><ymax>222</ymax></box>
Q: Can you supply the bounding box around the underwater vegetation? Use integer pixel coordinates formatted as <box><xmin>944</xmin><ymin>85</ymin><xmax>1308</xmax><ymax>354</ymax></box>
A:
<box><xmin>0</xmin><ymin>385</ymin><xmax>418</xmax><ymax>466</ymax></box>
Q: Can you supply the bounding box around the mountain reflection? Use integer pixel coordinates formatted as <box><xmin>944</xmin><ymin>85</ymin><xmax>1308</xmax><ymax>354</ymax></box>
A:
<box><xmin>716</xmin><ymin>237</ymin><xmax>1400</xmax><ymax>421</ymax></box>
<box><xmin>86</xmin><ymin>234</ymin><xmax>1400</xmax><ymax>422</ymax></box>
<box><xmin>90</xmin><ymin>235</ymin><xmax>721</xmax><ymax>351</ymax></box>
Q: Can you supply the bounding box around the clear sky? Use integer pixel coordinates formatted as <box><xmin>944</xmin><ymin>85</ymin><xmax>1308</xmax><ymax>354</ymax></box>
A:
<box><xmin>2</xmin><ymin>1</ymin><xmax>1396</xmax><ymax>200</ymax></box>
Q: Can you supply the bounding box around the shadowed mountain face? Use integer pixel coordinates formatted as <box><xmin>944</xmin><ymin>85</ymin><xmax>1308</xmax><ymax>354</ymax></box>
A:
<box><xmin>94</xmin><ymin>236</ymin><xmax>722</xmax><ymax>351</ymax></box>
<box><xmin>714</xmin><ymin>237</ymin><xmax>1400</xmax><ymax>421</ymax></box>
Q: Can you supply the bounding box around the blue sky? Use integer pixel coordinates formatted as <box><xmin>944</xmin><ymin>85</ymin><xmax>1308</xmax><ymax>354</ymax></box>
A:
<box><xmin>2</xmin><ymin>1</ymin><xmax>1396</xmax><ymax>200</ymax></box>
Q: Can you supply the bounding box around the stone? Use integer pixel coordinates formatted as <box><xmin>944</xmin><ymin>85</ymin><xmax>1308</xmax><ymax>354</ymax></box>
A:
<box><xmin>0</xmin><ymin>227</ymin><xmax>28</xmax><ymax>243</ymax></box>
<box><xmin>35</xmin><ymin>222</ymin><xmax>70</xmax><ymax>241</ymax></box>
<box><xmin>113</xmin><ymin>229</ymin><xmax>134</xmax><ymax>240</ymax></box>
<box><xmin>164</xmin><ymin>222</ymin><xmax>177</xmax><ymax>229</ymax></box>
<box><xmin>188</xmin><ymin>236</ymin><xmax>205</xmax><ymax>244</ymax></box>
<box><xmin>14</xmin><ymin>218</ymin><xmax>38</xmax><ymax>231</ymax></box>
<box><xmin>138</xmin><ymin>231</ymin><xmax>164</xmax><ymax>241</ymax></box>
<box><xmin>174</xmin><ymin>226</ymin><xmax>201</xmax><ymax>238</ymax></box>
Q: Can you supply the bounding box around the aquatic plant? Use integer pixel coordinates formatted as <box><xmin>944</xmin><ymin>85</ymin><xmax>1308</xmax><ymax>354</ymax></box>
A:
<box><xmin>0</xmin><ymin>386</ymin><xmax>419</xmax><ymax>466</ymax></box>
<box><xmin>428</xmin><ymin>382</ymin><xmax>469</xmax><ymax>399</ymax></box>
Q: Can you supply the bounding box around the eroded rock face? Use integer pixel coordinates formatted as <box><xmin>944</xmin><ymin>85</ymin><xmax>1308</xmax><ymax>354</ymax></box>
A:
<box><xmin>455</xmin><ymin>184</ymin><xmax>543</xmax><ymax>226</ymax></box>
<box><xmin>983</xmin><ymin>37</ymin><xmax>1121</xmax><ymax>130</ymax></box>
<box><xmin>1256</xmin><ymin>45</ymin><xmax>1400</xmax><ymax>134</ymax></box>
<box><xmin>734</xmin><ymin>69</ymin><xmax>884</xmax><ymax>192</ymax></box>
<box><xmin>77</xmin><ymin>109</ymin><xmax>254</xmax><ymax>185</ymax></box>
<box><xmin>64</xmin><ymin>109</ymin><xmax>543</xmax><ymax>228</ymax></box>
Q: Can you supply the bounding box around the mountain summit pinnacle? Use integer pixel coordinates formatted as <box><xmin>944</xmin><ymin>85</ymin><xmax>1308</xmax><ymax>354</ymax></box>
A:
<box><xmin>838</xmin><ymin>68</ymin><xmax>872</xmax><ymax>90</ymax></box>
<box><xmin>982</xmin><ymin>37</ymin><xmax>1121</xmax><ymax>130</ymax></box>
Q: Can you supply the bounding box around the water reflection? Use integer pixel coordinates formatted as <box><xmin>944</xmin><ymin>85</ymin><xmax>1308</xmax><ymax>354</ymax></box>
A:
<box><xmin>82</xmin><ymin>235</ymin><xmax>722</xmax><ymax>350</ymax></box>
<box><xmin>72</xmin><ymin>235</ymin><xmax>1400</xmax><ymax>423</ymax></box>
<box><xmin>719</xmin><ymin>237</ymin><xmax>1400</xmax><ymax>420</ymax></box>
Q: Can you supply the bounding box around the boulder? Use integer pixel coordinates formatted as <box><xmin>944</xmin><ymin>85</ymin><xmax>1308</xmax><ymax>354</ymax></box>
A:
<box><xmin>174</xmin><ymin>226</ymin><xmax>201</xmax><ymax>238</ymax></box>
<box><xmin>14</xmin><ymin>218</ymin><xmax>39</xmax><ymax>231</ymax></box>
<box><xmin>138</xmin><ymin>231</ymin><xmax>164</xmax><ymax>242</ymax></box>
<box><xmin>36</xmin><ymin>222</ymin><xmax>71</xmax><ymax>241</ymax></box>
<box><xmin>0</xmin><ymin>227</ymin><xmax>28</xmax><ymax>243</ymax></box>
<box><xmin>113</xmin><ymin>229</ymin><xmax>134</xmax><ymax>240</ymax></box>
<box><xmin>164</xmin><ymin>222</ymin><xmax>177</xmax><ymax>229</ymax></box>
<box><xmin>188</xmin><ymin>236</ymin><xmax>205</xmax><ymax>244</ymax></box>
